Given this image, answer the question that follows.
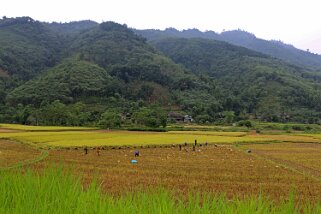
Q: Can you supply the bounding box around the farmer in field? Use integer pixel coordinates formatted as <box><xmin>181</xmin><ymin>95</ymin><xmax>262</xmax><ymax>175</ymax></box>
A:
<box><xmin>96</xmin><ymin>147</ymin><xmax>100</xmax><ymax>156</ymax></box>
<box><xmin>205</xmin><ymin>141</ymin><xmax>208</xmax><ymax>146</ymax></box>
<box><xmin>194</xmin><ymin>139</ymin><xmax>197</xmax><ymax>146</ymax></box>
<box><xmin>179</xmin><ymin>144</ymin><xmax>182</xmax><ymax>151</ymax></box>
<box><xmin>135</xmin><ymin>150</ymin><xmax>140</xmax><ymax>157</ymax></box>
<box><xmin>84</xmin><ymin>146</ymin><xmax>88</xmax><ymax>155</ymax></box>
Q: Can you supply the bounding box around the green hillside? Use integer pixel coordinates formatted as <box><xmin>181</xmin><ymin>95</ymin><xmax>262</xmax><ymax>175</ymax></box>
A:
<box><xmin>136</xmin><ymin>28</ymin><xmax>321</xmax><ymax>70</ymax></box>
<box><xmin>0</xmin><ymin>17</ymin><xmax>64</xmax><ymax>80</ymax></box>
<box><xmin>0</xmin><ymin>18</ymin><xmax>205</xmax><ymax>126</ymax></box>
<box><xmin>1</xmin><ymin>17</ymin><xmax>321</xmax><ymax>125</ymax></box>
<box><xmin>7</xmin><ymin>60</ymin><xmax>109</xmax><ymax>106</ymax></box>
<box><xmin>151</xmin><ymin>38</ymin><xmax>321</xmax><ymax>123</ymax></box>
<box><xmin>46</xmin><ymin>20</ymin><xmax>98</xmax><ymax>35</ymax></box>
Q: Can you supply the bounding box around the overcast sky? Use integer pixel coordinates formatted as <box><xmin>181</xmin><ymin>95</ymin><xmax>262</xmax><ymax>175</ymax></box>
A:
<box><xmin>1</xmin><ymin>0</ymin><xmax>320</xmax><ymax>54</ymax></box>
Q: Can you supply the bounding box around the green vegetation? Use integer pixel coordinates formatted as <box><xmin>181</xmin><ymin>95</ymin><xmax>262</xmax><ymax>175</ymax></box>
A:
<box><xmin>252</xmin><ymin>121</ymin><xmax>321</xmax><ymax>133</ymax></box>
<box><xmin>132</xmin><ymin>106</ymin><xmax>167</xmax><ymax>128</ymax></box>
<box><xmin>136</xmin><ymin>28</ymin><xmax>321</xmax><ymax>70</ymax></box>
<box><xmin>98</xmin><ymin>110</ymin><xmax>121</xmax><ymax>129</ymax></box>
<box><xmin>152</xmin><ymin>38</ymin><xmax>321</xmax><ymax>123</ymax></box>
<box><xmin>0</xmin><ymin>17</ymin><xmax>197</xmax><ymax>127</ymax></box>
<box><xmin>7</xmin><ymin>60</ymin><xmax>109</xmax><ymax>106</ymax></box>
<box><xmin>0</xmin><ymin>167</ymin><xmax>320</xmax><ymax>213</ymax></box>
<box><xmin>0</xmin><ymin>17</ymin><xmax>63</xmax><ymax>80</ymax></box>
<box><xmin>1</xmin><ymin>17</ymin><xmax>321</xmax><ymax>127</ymax></box>
<box><xmin>2</xmin><ymin>17</ymin><xmax>321</xmax><ymax>212</ymax></box>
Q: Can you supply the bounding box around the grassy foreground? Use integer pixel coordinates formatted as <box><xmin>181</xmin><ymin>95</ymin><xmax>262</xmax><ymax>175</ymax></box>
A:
<box><xmin>0</xmin><ymin>167</ymin><xmax>320</xmax><ymax>214</ymax></box>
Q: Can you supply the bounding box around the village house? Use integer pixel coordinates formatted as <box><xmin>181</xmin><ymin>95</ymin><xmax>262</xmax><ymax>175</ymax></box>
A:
<box><xmin>168</xmin><ymin>112</ymin><xmax>193</xmax><ymax>123</ymax></box>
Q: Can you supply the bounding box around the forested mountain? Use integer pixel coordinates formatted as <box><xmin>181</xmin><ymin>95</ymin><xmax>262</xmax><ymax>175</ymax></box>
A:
<box><xmin>6</xmin><ymin>21</ymin><xmax>199</xmax><ymax>107</ymax></box>
<box><xmin>0</xmin><ymin>17</ymin><xmax>205</xmax><ymax>126</ymax></box>
<box><xmin>7</xmin><ymin>60</ymin><xmax>109</xmax><ymax>106</ymax></box>
<box><xmin>1</xmin><ymin>17</ymin><xmax>321</xmax><ymax>126</ymax></box>
<box><xmin>0</xmin><ymin>17</ymin><xmax>65</xmax><ymax>80</ymax></box>
<box><xmin>46</xmin><ymin>20</ymin><xmax>98</xmax><ymax>35</ymax></box>
<box><xmin>151</xmin><ymin>37</ymin><xmax>321</xmax><ymax>123</ymax></box>
<box><xmin>135</xmin><ymin>28</ymin><xmax>321</xmax><ymax>70</ymax></box>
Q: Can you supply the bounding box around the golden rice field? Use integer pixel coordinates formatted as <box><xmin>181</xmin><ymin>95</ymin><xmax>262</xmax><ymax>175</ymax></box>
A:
<box><xmin>0</xmin><ymin>130</ymin><xmax>271</xmax><ymax>147</ymax></box>
<box><xmin>243</xmin><ymin>142</ymin><xmax>321</xmax><ymax>180</ymax></box>
<box><xmin>253</xmin><ymin>134</ymin><xmax>321</xmax><ymax>143</ymax></box>
<box><xmin>0</xmin><ymin>140</ymin><xmax>42</xmax><ymax>168</ymax></box>
<box><xmin>0</xmin><ymin>124</ymin><xmax>321</xmax><ymax>203</ymax></box>
<box><xmin>298</xmin><ymin>133</ymin><xmax>321</xmax><ymax>139</ymax></box>
<box><xmin>0</xmin><ymin>123</ymin><xmax>96</xmax><ymax>131</ymax></box>
<box><xmin>0</xmin><ymin>124</ymin><xmax>320</xmax><ymax>148</ymax></box>
<box><xmin>169</xmin><ymin>131</ymin><xmax>246</xmax><ymax>136</ymax></box>
<box><xmin>25</xmin><ymin>142</ymin><xmax>321</xmax><ymax>201</ymax></box>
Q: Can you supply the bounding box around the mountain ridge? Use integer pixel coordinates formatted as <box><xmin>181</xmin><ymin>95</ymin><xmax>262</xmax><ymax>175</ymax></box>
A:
<box><xmin>1</xmin><ymin>17</ymin><xmax>321</xmax><ymax>125</ymax></box>
<box><xmin>135</xmin><ymin>28</ymin><xmax>321</xmax><ymax>70</ymax></box>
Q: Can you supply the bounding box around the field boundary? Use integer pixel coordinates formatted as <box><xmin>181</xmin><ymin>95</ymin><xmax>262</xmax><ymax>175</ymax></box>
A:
<box><xmin>0</xmin><ymin>140</ymin><xmax>49</xmax><ymax>171</ymax></box>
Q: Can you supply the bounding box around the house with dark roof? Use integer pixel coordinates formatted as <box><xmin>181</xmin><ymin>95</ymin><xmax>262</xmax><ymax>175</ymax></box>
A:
<box><xmin>168</xmin><ymin>112</ymin><xmax>193</xmax><ymax>123</ymax></box>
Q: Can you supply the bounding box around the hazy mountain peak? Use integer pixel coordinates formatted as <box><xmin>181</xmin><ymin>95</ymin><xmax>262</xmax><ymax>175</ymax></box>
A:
<box><xmin>164</xmin><ymin>27</ymin><xmax>179</xmax><ymax>33</ymax></box>
<box><xmin>136</xmin><ymin>27</ymin><xmax>321</xmax><ymax>69</ymax></box>
<box><xmin>221</xmin><ymin>29</ymin><xmax>256</xmax><ymax>39</ymax></box>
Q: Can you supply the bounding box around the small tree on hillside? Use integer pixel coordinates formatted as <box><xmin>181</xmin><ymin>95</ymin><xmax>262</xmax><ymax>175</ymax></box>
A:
<box><xmin>98</xmin><ymin>110</ymin><xmax>121</xmax><ymax>129</ymax></box>
<box><xmin>132</xmin><ymin>106</ymin><xmax>167</xmax><ymax>128</ymax></box>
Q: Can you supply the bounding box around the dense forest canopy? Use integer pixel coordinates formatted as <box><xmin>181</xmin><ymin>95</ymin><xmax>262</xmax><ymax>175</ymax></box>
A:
<box><xmin>151</xmin><ymin>38</ymin><xmax>321</xmax><ymax>123</ymax></box>
<box><xmin>135</xmin><ymin>28</ymin><xmax>321</xmax><ymax>70</ymax></box>
<box><xmin>1</xmin><ymin>17</ymin><xmax>321</xmax><ymax>126</ymax></box>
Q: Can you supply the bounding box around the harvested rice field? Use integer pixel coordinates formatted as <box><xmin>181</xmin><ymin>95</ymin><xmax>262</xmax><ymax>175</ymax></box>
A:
<box><xmin>0</xmin><ymin>124</ymin><xmax>320</xmax><ymax>203</ymax></box>
<box><xmin>31</xmin><ymin>144</ymin><xmax>321</xmax><ymax>202</ymax></box>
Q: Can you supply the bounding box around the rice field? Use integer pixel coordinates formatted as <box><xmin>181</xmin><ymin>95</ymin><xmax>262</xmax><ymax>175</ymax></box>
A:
<box><xmin>2</xmin><ymin>167</ymin><xmax>320</xmax><ymax>213</ymax></box>
<box><xmin>242</xmin><ymin>142</ymin><xmax>321</xmax><ymax>180</ymax></box>
<box><xmin>0</xmin><ymin>130</ymin><xmax>319</xmax><ymax>148</ymax></box>
<box><xmin>0</xmin><ymin>130</ymin><xmax>273</xmax><ymax>148</ymax></box>
<box><xmin>0</xmin><ymin>123</ymin><xmax>96</xmax><ymax>131</ymax></box>
<box><xmin>246</xmin><ymin>134</ymin><xmax>320</xmax><ymax>144</ymax></box>
<box><xmin>0</xmin><ymin>124</ymin><xmax>319</xmax><ymax>148</ymax></box>
<box><xmin>298</xmin><ymin>133</ymin><xmax>321</xmax><ymax>139</ymax></box>
<box><xmin>30</xmin><ymin>144</ymin><xmax>321</xmax><ymax>202</ymax></box>
<box><xmin>0</xmin><ymin>123</ymin><xmax>321</xmax><ymax>212</ymax></box>
<box><xmin>0</xmin><ymin>139</ymin><xmax>42</xmax><ymax>168</ymax></box>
